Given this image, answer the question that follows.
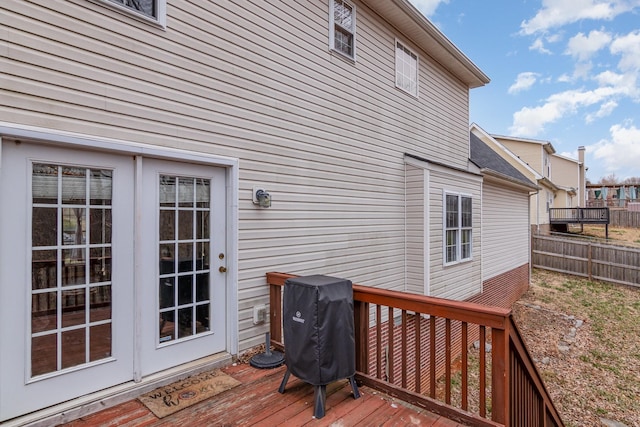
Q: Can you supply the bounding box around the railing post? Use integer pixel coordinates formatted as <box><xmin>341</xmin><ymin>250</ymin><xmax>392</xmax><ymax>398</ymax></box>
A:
<box><xmin>269</xmin><ymin>283</ymin><xmax>282</xmax><ymax>344</ymax></box>
<box><xmin>491</xmin><ymin>323</ymin><xmax>510</xmax><ymax>426</ymax></box>
<box><xmin>353</xmin><ymin>299</ymin><xmax>369</xmax><ymax>375</ymax></box>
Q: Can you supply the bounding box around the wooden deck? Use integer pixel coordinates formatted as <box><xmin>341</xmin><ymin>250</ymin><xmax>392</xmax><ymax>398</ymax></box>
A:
<box><xmin>59</xmin><ymin>363</ymin><xmax>466</xmax><ymax>427</ymax></box>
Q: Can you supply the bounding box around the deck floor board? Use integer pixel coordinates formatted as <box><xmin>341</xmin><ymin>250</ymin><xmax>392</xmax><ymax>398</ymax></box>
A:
<box><xmin>58</xmin><ymin>364</ymin><xmax>468</xmax><ymax>426</ymax></box>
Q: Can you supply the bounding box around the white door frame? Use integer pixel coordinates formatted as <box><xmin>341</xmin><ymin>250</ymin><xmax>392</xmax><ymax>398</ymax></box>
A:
<box><xmin>0</xmin><ymin>123</ymin><xmax>239</xmax><ymax>410</ymax></box>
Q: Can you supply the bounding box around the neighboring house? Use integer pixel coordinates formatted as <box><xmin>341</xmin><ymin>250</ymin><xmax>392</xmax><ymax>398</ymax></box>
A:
<box><xmin>469</xmin><ymin>124</ymin><xmax>539</xmax><ymax>307</ymax></box>
<box><xmin>0</xmin><ymin>0</ymin><xmax>493</xmax><ymax>422</ymax></box>
<box><xmin>550</xmin><ymin>153</ymin><xmax>582</xmax><ymax>208</ymax></box>
<box><xmin>491</xmin><ymin>134</ymin><xmax>585</xmax><ymax>233</ymax></box>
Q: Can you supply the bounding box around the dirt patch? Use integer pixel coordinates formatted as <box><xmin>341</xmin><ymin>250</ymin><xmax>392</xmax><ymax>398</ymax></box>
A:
<box><xmin>514</xmin><ymin>269</ymin><xmax>640</xmax><ymax>427</ymax></box>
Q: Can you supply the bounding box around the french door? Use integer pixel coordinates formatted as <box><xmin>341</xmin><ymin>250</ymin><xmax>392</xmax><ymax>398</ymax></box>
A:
<box><xmin>138</xmin><ymin>158</ymin><xmax>227</xmax><ymax>376</ymax></box>
<box><xmin>0</xmin><ymin>141</ymin><xmax>135</xmax><ymax>420</ymax></box>
<box><xmin>0</xmin><ymin>141</ymin><xmax>228</xmax><ymax>420</ymax></box>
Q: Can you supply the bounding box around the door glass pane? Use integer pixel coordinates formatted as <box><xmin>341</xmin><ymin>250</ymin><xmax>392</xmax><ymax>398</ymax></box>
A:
<box><xmin>62</xmin><ymin>167</ymin><xmax>86</xmax><ymax>205</ymax></box>
<box><xmin>30</xmin><ymin>164</ymin><xmax>114</xmax><ymax>378</ymax></box>
<box><xmin>158</xmin><ymin>175</ymin><xmax>211</xmax><ymax>343</ymax></box>
<box><xmin>178</xmin><ymin>210</ymin><xmax>193</xmax><ymax>240</ymax></box>
<box><xmin>90</xmin><ymin>247</ymin><xmax>111</xmax><ymax>283</ymax></box>
<box><xmin>90</xmin><ymin>323</ymin><xmax>111</xmax><ymax>361</ymax></box>
<box><xmin>159</xmin><ymin>210</ymin><xmax>175</xmax><ymax>241</ymax></box>
<box><xmin>90</xmin><ymin>170</ymin><xmax>112</xmax><ymax>205</ymax></box>
<box><xmin>90</xmin><ymin>208</ymin><xmax>112</xmax><ymax>244</ymax></box>
<box><xmin>32</xmin><ymin>292</ymin><xmax>57</xmax><ymax>333</ymax></box>
<box><xmin>90</xmin><ymin>285</ymin><xmax>112</xmax><ymax>322</ymax></box>
<box><xmin>32</xmin><ymin>334</ymin><xmax>57</xmax><ymax>376</ymax></box>
<box><xmin>196</xmin><ymin>178</ymin><xmax>210</xmax><ymax>208</ymax></box>
<box><xmin>61</xmin><ymin>328</ymin><xmax>86</xmax><ymax>369</ymax></box>
<box><xmin>32</xmin><ymin>250</ymin><xmax>57</xmax><ymax>290</ymax></box>
<box><xmin>178</xmin><ymin>177</ymin><xmax>194</xmax><ymax>207</ymax></box>
<box><xmin>63</xmin><ymin>208</ymin><xmax>86</xmax><ymax>245</ymax></box>
<box><xmin>62</xmin><ymin>289</ymin><xmax>86</xmax><ymax>328</ymax></box>
<box><xmin>32</xmin><ymin>208</ymin><xmax>58</xmax><ymax>246</ymax></box>
<box><xmin>32</xmin><ymin>163</ymin><xmax>59</xmax><ymax>204</ymax></box>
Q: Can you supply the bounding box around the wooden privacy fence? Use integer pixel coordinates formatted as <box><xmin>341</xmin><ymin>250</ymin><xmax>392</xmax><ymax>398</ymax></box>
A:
<box><xmin>532</xmin><ymin>235</ymin><xmax>640</xmax><ymax>287</ymax></box>
<box><xmin>267</xmin><ymin>272</ymin><xmax>564</xmax><ymax>427</ymax></box>
<box><xmin>610</xmin><ymin>210</ymin><xmax>640</xmax><ymax>228</ymax></box>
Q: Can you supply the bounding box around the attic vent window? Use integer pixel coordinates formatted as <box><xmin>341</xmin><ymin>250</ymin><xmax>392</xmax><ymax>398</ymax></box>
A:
<box><xmin>329</xmin><ymin>0</ymin><xmax>356</xmax><ymax>59</ymax></box>
<box><xmin>396</xmin><ymin>41</ymin><xmax>419</xmax><ymax>97</ymax></box>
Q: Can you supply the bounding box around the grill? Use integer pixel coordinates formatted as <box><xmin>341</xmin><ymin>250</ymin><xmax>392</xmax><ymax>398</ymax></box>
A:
<box><xmin>277</xmin><ymin>275</ymin><xmax>360</xmax><ymax>418</ymax></box>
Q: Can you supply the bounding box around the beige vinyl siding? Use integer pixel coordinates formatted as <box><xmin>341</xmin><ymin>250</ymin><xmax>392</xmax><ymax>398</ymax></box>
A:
<box><xmin>552</xmin><ymin>155</ymin><xmax>580</xmax><ymax>189</ymax></box>
<box><xmin>405</xmin><ymin>164</ymin><xmax>425</xmax><ymax>295</ymax></box>
<box><xmin>428</xmin><ymin>167</ymin><xmax>482</xmax><ymax>301</ymax></box>
<box><xmin>497</xmin><ymin>139</ymin><xmax>544</xmax><ymax>174</ymax></box>
<box><xmin>2</xmin><ymin>0</ymin><xmax>474</xmax><ymax>350</ymax></box>
<box><xmin>482</xmin><ymin>183</ymin><xmax>529</xmax><ymax>279</ymax></box>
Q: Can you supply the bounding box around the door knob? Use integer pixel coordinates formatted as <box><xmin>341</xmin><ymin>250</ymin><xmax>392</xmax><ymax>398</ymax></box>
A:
<box><xmin>219</xmin><ymin>266</ymin><xmax>227</xmax><ymax>273</ymax></box>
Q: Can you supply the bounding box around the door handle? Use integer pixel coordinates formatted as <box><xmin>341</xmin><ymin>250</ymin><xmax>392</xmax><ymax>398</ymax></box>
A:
<box><xmin>219</xmin><ymin>266</ymin><xmax>227</xmax><ymax>273</ymax></box>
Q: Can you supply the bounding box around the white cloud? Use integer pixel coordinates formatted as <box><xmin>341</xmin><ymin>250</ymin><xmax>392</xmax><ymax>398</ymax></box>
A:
<box><xmin>529</xmin><ymin>37</ymin><xmax>552</xmax><ymax>54</ymax></box>
<box><xmin>565</xmin><ymin>30</ymin><xmax>612</xmax><ymax>61</ymax></box>
<box><xmin>585</xmin><ymin>100</ymin><xmax>618</xmax><ymax>123</ymax></box>
<box><xmin>590</xmin><ymin>122</ymin><xmax>640</xmax><ymax>178</ymax></box>
<box><xmin>509</xmin><ymin>86</ymin><xmax>625</xmax><ymax>136</ymax></box>
<box><xmin>520</xmin><ymin>0</ymin><xmax>639</xmax><ymax>35</ymax></box>
<box><xmin>610</xmin><ymin>30</ymin><xmax>640</xmax><ymax>72</ymax></box>
<box><xmin>508</xmin><ymin>72</ymin><xmax>540</xmax><ymax>94</ymax></box>
<box><xmin>407</xmin><ymin>0</ymin><xmax>449</xmax><ymax>17</ymax></box>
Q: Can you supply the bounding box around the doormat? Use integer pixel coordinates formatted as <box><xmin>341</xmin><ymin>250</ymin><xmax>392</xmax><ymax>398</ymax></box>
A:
<box><xmin>139</xmin><ymin>369</ymin><xmax>241</xmax><ymax>418</ymax></box>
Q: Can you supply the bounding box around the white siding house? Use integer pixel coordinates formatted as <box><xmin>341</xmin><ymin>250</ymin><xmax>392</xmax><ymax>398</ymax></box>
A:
<box><xmin>0</xmin><ymin>0</ymin><xmax>490</xmax><ymax>423</ymax></box>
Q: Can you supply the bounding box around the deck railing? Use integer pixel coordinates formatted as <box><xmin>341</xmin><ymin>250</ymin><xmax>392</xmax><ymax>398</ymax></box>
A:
<box><xmin>549</xmin><ymin>207</ymin><xmax>609</xmax><ymax>224</ymax></box>
<box><xmin>267</xmin><ymin>272</ymin><xmax>564</xmax><ymax>427</ymax></box>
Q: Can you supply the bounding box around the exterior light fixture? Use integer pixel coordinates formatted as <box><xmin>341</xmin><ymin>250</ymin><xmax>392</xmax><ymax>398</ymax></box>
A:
<box><xmin>253</xmin><ymin>186</ymin><xmax>271</xmax><ymax>208</ymax></box>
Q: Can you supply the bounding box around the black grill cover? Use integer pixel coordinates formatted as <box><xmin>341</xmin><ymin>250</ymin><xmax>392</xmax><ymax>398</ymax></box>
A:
<box><xmin>283</xmin><ymin>275</ymin><xmax>355</xmax><ymax>386</ymax></box>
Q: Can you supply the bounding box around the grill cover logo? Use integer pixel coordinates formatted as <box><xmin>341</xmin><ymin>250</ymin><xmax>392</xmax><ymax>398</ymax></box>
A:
<box><xmin>293</xmin><ymin>310</ymin><xmax>305</xmax><ymax>323</ymax></box>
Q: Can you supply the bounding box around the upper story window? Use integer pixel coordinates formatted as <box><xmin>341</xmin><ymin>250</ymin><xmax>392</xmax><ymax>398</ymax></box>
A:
<box><xmin>395</xmin><ymin>40</ymin><xmax>418</xmax><ymax>97</ymax></box>
<box><xmin>444</xmin><ymin>193</ymin><xmax>472</xmax><ymax>264</ymax></box>
<box><xmin>329</xmin><ymin>0</ymin><xmax>356</xmax><ymax>59</ymax></box>
<box><xmin>98</xmin><ymin>0</ymin><xmax>166</xmax><ymax>25</ymax></box>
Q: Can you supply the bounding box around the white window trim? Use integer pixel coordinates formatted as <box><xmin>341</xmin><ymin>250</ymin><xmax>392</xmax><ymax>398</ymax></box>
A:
<box><xmin>91</xmin><ymin>0</ymin><xmax>167</xmax><ymax>28</ymax></box>
<box><xmin>443</xmin><ymin>191</ymin><xmax>473</xmax><ymax>266</ymax></box>
<box><xmin>395</xmin><ymin>39</ymin><xmax>419</xmax><ymax>98</ymax></box>
<box><xmin>328</xmin><ymin>0</ymin><xmax>357</xmax><ymax>61</ymax></box>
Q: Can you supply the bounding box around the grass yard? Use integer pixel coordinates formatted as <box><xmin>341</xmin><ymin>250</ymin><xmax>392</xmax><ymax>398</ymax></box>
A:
<box><xmin>513</xmin><ymin>269</ymin><xmax>640</xmax><ymax>427</ymax></box>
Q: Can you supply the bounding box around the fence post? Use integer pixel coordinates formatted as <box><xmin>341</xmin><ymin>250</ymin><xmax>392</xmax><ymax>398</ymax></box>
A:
<box><xmin>587</xmin><ymin>242</ymin><xmax>593</xmax><ymax>281</ymax></box>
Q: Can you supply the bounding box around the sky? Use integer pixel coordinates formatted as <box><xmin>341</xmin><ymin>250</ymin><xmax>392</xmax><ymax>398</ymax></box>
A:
<box><xmin>408</xmin><ymin>0</ymin><xmax>640</xmax><ymax>183</ymax></box>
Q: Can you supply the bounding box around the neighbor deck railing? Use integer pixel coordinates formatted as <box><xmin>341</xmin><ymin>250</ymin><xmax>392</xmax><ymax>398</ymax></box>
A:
<box><xmin>267</xmin><ymin>272</ymin><xmax>564</xmax><ymax>427</ymax></box>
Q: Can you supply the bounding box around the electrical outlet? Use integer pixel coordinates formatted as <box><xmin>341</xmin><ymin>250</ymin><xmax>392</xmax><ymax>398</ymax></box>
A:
<box><xmin>253</xmin><ymin>304</ymin><xmax>267</xmax><ymax>325</ymax></box>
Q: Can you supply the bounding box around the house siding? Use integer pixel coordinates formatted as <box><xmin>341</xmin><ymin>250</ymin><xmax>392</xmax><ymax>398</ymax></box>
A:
<box><xmin>497</xmin><ymin>139</ymin><xmax>545</xmax><ymax>174</ymax></box>
<box><xmin>1</xmin><ymin>0</ymin><xmax>474</xmax><ymax>353</ymax></box>
<box><xmin>482</xmin><ymin>182</ymin><xmax>530</xmax><ymax>279</ymax></box>
<box><xmin>405</xmin><ymin>163</ymin><xmax>425</xmax><ymax>295</ymax></box>
<box><xmin>428</xmin><ymin>166</ymin><xmax>482</xmax><ymax>301</ymax></box>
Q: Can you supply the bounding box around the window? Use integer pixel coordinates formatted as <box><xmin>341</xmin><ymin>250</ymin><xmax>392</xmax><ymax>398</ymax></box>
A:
<box><xmin>396</xmin><ymin>40</ymin><xmax>418</xmax><ymax>97</ymax></box>
<box><xmin>329</xmin><ymin>0</ymin><xmax>356</xmax><ymax>59</ymax></box>
<box><xmin>444</xmin><ymin>193</ymin><xmax>472</xmax><ymax>264</ymax></box>
<box><xmin>98</xmin><ymin>0</ymin><xmax>165</xmax><ymax>24</ymax></box>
